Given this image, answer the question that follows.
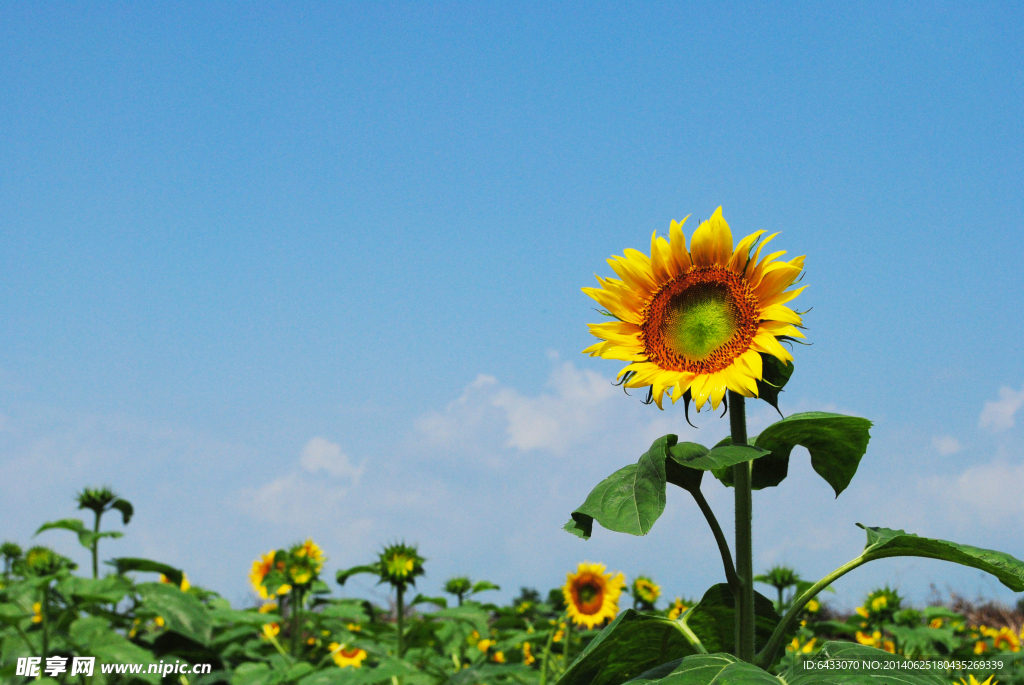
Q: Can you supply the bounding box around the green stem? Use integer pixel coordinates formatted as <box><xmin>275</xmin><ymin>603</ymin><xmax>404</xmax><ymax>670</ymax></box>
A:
<box><xmin>290</xmin><ymin>587</ymin><xmax>302</xmax><ymax>656</ymax></box>
<box><xmin>756</xmin><ymin>554</ymin><xmax>872</xmax><ymax>669</ymax></box>
<box><xmin>396</xmin><ymin>584</ymin><xmax>405</xmax><ymax>658</ymax></box>
<box><xmin>728</xmin><ymin>391</ymin><xmax>754</xmax><ymax>662</ymax></box>
<box><xmin>690</xmin><ymin>487</ymin><xmax>739</xmax><ymax>593</ymax></box>
<box><xmin>539</xmin><ymin>613</ymin><xmax>564</xmax><ymax>685</ymax></box>
<box><xmin>92</xmin><ymin>510</ymin><xmax>101</xmax><ymax>579</ymax></box>
<box><xmin>41</xmin><ymin>584</ymin><xmax>50</xmax><ymax>664</ymax></box>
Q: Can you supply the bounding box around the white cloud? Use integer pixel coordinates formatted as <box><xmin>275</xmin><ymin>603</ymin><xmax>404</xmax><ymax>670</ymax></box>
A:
<box><xmin>931</xmin><ymin>435</ymin><xmax>961</xmax><ymax>456</ymax></box>
<box><xmin>978</xmin><ymin>385</ymin><xmax>1024</xmax><ymax>431</ymax></box>
<box><xmin>491</xmin><ymin>362</ymin><xmax>617</xmax><ymax>453</ymax></box>
<box><xmin>928</xmin><ymin>461</ymin><xmax>1024</xmax><ymax>523</ymax></box>
<box><xmin>300</xmin><ymin>437</ymin><xmax>365</xmax><ymax>483</ymax></box>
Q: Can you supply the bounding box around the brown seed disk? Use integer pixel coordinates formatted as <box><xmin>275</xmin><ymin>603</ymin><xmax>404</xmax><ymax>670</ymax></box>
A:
<box><xmin>640</xmin><ymin>266</ymin><xmax>761</xmax><ymax>374</ymax></box>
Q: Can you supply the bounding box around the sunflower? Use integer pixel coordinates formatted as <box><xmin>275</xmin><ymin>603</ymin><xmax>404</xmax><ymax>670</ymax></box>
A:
<box><xmin>563</xmin><ymin>562</ymin><xmax>625</xmax><ymax>629</ymax></box>
<box><xmin>667</xmin><ymin>597</ymin><xmax>689</xmax><ymax>621</ymax></box>
<box><xmin>632</xmin><ymin>576</ymin><xmax>661</xmax><ymax>605</ymax></box>
<box><xmin>582</xmin><ymin>207</ymin><xmax>806</xmax><ymax>411</ymax></box>
<box><xmin>294</xmin><ymin>539</ymin><xmax>326</xmax><ymax>569</ymax></box>
<box><xmin>249</xmin><ymin>551</ymin><xmax>278</xmax><ymax>599</ymax></box>
<box><xmin>330</xmin><ymin>644</ymin><xmax>368</xmax><ymax>668</ymax></box>
<box><xmin>993</xmin><ymin>627</ymin><xmax>1020</xmax><ymax>652</ymax></box>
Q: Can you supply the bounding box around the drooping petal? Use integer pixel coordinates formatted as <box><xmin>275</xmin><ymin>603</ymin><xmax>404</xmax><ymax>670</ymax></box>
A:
<box><xmin>759</xmin><ymin>285</ymin><xmax>807</xmax><ymax>309</ymax></box>
<box><xmin>751</xmin><ymin>329</ymin><xmax>794</xmax><ymax>363</ymax></box>
<box><xmin>754</xmin><ymin>263</ymin><xmax>803</xmax><ymax>300</ymax></box>
<box><xmin>581</xmin><ymin>286</ymin><xmax>644</xmax><ymax>324</ymax></box>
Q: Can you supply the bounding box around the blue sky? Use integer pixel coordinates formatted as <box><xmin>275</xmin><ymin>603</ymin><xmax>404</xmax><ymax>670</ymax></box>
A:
<box><xmin>1</xmin><ymin>2</ymin><xmax>1023</xmax><ymax>611</ymax></box>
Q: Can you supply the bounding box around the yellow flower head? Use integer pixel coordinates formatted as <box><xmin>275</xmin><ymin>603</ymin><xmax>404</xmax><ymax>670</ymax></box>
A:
<box><xmin>492</xmin><ymin>651</ymin><xmax>505</xmax><ymax>664</ymax></box>
<box><xmin>929</xmin><ymin>618</ymin><xmax>943</xmax><ymax>629</ymax></box>
<box><xmin>249</xmin><ymin>551</ymin><xmax>279</xmax><ymax>599</ymax></box>
<box><xmin>582</xmin><ymin>208</ymin><xmax>806</xmax><ymax>411</ymax></box>
<box><xmin>871</xmin><ymin>595</ymin><xmax>888</xmax><ymax>612</ymax></box>
<box><xmin>975</xmin><ymin>640</ymin><xmax>988</xmax><ymax>655</ymax></box>
<box><xmin>330</xmin><ymin>644</ymin><xmax>367</xmax><ymax>669</ymax></box>
<box><xmin>277</xmin><ymin>584</ymin><xmax>292</xmax><ymax>596</ymax></box>
<box><xmin>563</xmin><ymin>562</ymin><xmax>626</xmax><ymax>629</ymax></box>
<box><xmin>668</xmin><ymin>598</ymin><xmax>689</xmax><ymax>621</ymax></box>
<box><xmin>993</xmin><ymin>627</ymin><xmax>1020</xmax><ymax>652</ymax></box>
<box><xmin>855</xmin><ymin>606</ymin><xmax>870</xmax><ymax>618</ymax></box>
<box><xmin>294</xmin><ymin>539</ymin><xmax>326</xmax><ymax>568</ymax></box>
<box><xmin>806</xmin><ymin>599</ymin><xmax>820</xmax><ymax>613</ymax></box>
<box><xmin>477</xmin><ymin>639</ymin><xmax>495</xmax><ymax>652</ymax></box>
<box><xmin>258</xmin><ymin>601</ymin><xmax>278</xmax><ymax>614</ymax></box>
<box><xmin>855</xmin><ymin>631</ymin><xmax>881</xmax><ymax>647</ymax></box>
<box><xmin>31</xmin><ymin>602</ymin><xmax>42</xmax><ymax>624</ymax></box>
<box><xmin>632</xmin><ymin>576</ymin><xmax>661</xmax><ymax>605</ymax></box>
<box><xmin>347</xmin><ymin>623</ymin><xmax>361</xmax><ymax>632</ymax></box>
<box><xmin>261</xmin><ymin>623</ymin><xmax>280</xmax><ymax>639</ymax></box>
<box><xmin>522</xmin><ymin>642</ymin><xmax>535</xmax><ymax>666</ymax></box>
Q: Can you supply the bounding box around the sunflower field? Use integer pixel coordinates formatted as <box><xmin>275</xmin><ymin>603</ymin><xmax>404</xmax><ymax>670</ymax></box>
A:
<box><xmin>4</xmin><ymin>208</ymin><xmax>1024</xmax><ymax>685</ymax></box>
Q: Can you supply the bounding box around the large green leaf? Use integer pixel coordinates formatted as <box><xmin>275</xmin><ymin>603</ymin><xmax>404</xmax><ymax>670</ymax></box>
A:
<box><xmin>71</xmin><ymin>618</ymin><xmax>160</xmax><ymax>684</ymax></box>
<box><xmin>57</xmin><ymin>575</ymin><xmax>133</xmax><ymax>604</ymax></box>
<box><xmin>781</xmin><ymin>641</ymin><xmax>947</xmax><ymax>684</ymax></box>
<box><xmin>35</xmin><ymin>518</ymin><xmax>123</xmax><ymax>549</ymax></box>
<box><xmin>859</xmin><ymin>525</ymin><xmax>1024</xmax><ymax>591</ymax></box>
<box><xmin>110</xmin><ymin>557</ymin><xmax>184</xmax><ymax>586</ymax></box>
<box><xmin>624</xmin><ymin>653</ymin><xmax>783</xmax><ymax>684</ymax></box>
<box><xmin>673</xmin><ymin>444</ymin><xmax>769</xmax><ymax>472</ymax></box>
<box><xmin>336</xmin><ymin>564</ymin><xmax>381</xmax><ymax>586</ymax></box>
<box><xmin>564</xmin><ymin>435</ymin><xmax>675</xmax><ymax>539</ymax></box>
<box><xmin>137</xmin><ymin>582</ymin><xmax>213</xmax><ymax>645</ymax></box>
<box><xmin>555</xmin><ymin>609</ymin><xmax>700</xmax><ymax>685</ymax></box>
<box><xmin>682</xmin><ymin>584</ymin><xmax>784</xmax><ymax>656</ymax></box>
<box><xmin>715</xmin><ymin>413</ymin><xmax>872</xmax><ymax>493</ymax></box>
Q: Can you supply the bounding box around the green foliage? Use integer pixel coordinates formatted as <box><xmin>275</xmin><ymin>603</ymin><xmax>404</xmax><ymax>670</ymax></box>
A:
<box><xmin>857</xmin><ymin>525</ymin><xmax>1024</xmax><ymax>592</ymax></box>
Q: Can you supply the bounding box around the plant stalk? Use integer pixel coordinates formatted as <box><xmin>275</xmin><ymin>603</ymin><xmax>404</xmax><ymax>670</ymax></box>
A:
<box><xmin>690</xmin><ymin>487</ymin><xmax>740</xmax><ymax>593</ymax></box>
<box><xmin>396</xmin><ymin>584</ymin><xmax>405</xmax><ymax>658</ymax></box>
<box><xmin>728</xmin><ymin>391</ymin><xmax>755</xmax><ymax>662</ymax></box>
<box><xmin>756</xmin><ymin>554</ymin><xmax>874</xmax><ymax>669</ymax></box>
<box><xmin>290</xmin><ymin>587</ymin><xmax>303</xmax><ymax>656</ymax></box>
<box><xmin>41</xmin><ymin>584</ymin><xmax>50</xmax><ymax>663</ymax></box>
<box><xmin>92</xmin><ymin>509</ymin><xmax>102</xmax><ymax>579</ymax></box>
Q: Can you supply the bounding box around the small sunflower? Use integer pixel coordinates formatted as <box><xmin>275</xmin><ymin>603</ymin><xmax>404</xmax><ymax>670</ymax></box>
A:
<box><xmin>667</xmin><ymin>597</ymin><xmax>689</xmax><ymax>621</ymax></box>
<box><xmin>583</xmin><ymin>207</ymin><xmax>806</xmax><ymax>411</ymax></box>
<box><xmin>160</xmin><ymin>572</ymin><xmax>191</xmax><ymax>591</ymax></box>
<box><xmin>249</xmin><ymin>551</ymin><xmax>278</xmax><ymax>599</ymax></box>
<box><xmin>378</xmin><ymin>542</ymin><xmax>426</xmax><ymax>589</ymax></box>
<box><xmin>31</xmin><ymin>602</ymin><xmax>42</xmax><ymax>624</ymax></box>
<box><xmin>330</xmin><ymin>644</ymin><xmax>368</xmax><ymax>668</ymax></box>
<box><xmin>958</xmin><ymin>676</ymin><xmax>998</xmax><ymax>685</ymax></box>
<box><xmin>562</xmin><ymin>562</ymin><xmax>625</xmax><ymax>629</ymax></box>
<box><xmin>993</xmin><ymin>627</ymin><xmax>1020</xmax><ymax>652</ymax></box>
<box><xmin>522</xmin><ymin>642</ymin><xmax>535</xmax><ymax>666</ymax></box>
<box><xmin>631</xmin><ymin>576</ymin><xmax>661</xmax><ymax>607</ymax></box>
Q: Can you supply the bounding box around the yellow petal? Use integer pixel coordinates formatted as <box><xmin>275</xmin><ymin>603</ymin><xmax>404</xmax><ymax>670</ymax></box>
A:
<box><xmin>744</xmin><ymin>232</ymin><xmax>779</xmax><ymax>280</ymax></box>
<box><xmin>688</xmin><ymin>374</ymin><xmax>713</xmax><ymax>411</ymax></box>
<box><xmin>707</xmin><ymin>372</ymin><xmax>729</xmax><ymax>409</ymax></box>
<box><xmin>759</xmin><ymin>321</ymin><xmax>805</xmax><ymax>338</ymax></box>
<box><xmin>736</xmin><ymin>349</ymin><xmax>763</xmax><ymax>379</ymax></box>
<box><xmin>582</xmin><ymin>287</ymin><xmax>643</xmax><ymax>325</ymax></box>
<box><xmin>751</xmin><ymin>330</ymin><xmax>793</xmax><ymax>363</ymax></box>
<box><xmin>608</xmin><ymin>254</ymin><xmax>657</xmax><ymax>298</ymax></box>
<box><xmin>649</xmin><ymin>232</ymin><xmax>672</xmax><ymax>283</ymax></box>
<box><xmin>668</xmin><ymin>216</ymin><xmax>693</xmax><ymax>274</ymax></box>
<box><xmin>759</xmin><ymin>285</ymin><xmax>807</xmax><ymax>309</ymax></box>
<box><xmin>759</xmin><ymin>304</ymin><xmax>802</xmax><ymax>325</ymax></box>
<box><xmin>728</xmin><ymin>230</ymin><xmax>765</xmax><ymax>274</ymax></box>
<box><xmin>754</xmin><ymin>264</ymin><xmax>803</xmax><ymax>300</ymax></box>
<box><xmin>690</xmin><ymin>207</ymin><xmax>734</xmax><ymax>267</ymax></box>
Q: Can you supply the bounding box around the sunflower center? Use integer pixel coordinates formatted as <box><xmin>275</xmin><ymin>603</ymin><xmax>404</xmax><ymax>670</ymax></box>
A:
<box><xmin>572</xmin><ymin>576</ymin><xmax>605</xmax><ymax>614</ymax></box>
<box><xmin>641</xmin><ymin>266</ymin><xmax>760</xmax><ymax>375</ymax></box>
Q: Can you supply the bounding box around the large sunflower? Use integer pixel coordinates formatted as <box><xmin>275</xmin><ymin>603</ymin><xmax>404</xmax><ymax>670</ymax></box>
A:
<box><xmin>583</xmin><ymin>207</ymin><xmax>806</xmax><ymax>411</ymax></box>
<box><xmin>563</xmin><ymin>562</ymin><xmax>625</xmax><ymax>629</ymax></box>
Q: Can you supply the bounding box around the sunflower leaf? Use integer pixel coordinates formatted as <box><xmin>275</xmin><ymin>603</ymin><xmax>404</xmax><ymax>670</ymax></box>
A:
<box><xmin>565</xmin><ymin>435</ymin><xmax>683</xmax><ymax>539</ymax></box>
<box><xmin>109</xmin><ymin>557</ymin><xmax>184</xmax><ymax>587</ymax></box>
<box><xmin>858</xmin><ymin>525</ymin><xmax>1024</xmax><ymax>592</ymax></box>
<box><xmin>754</xmin><ymin>412</ymin><xmax>872</xmax><ymax>496</ymax></box>
<box><xmin>336</xmin><ymin>564</ymin><xmax>381</xmax><ymax>586</ymax></box>
<box><xmin>623</xmin><ymin>654</ymin><xmax>784</xmax><ymax>685</ymax></box>
<box><xmin>755</xmin><ymin>355</ymin><xmax>794</xmax><ymax>415</ymax></box>
<box><xmin>682</xmin><ymin>584</ymin><xmax>785</xmax><ymax>657</ymax></box>
<box><xmin>554</xmin><ymin>609</ymin><xmax>699</xmax><ymax>685</ymax></box>
<box><xmin>675</xmin><ymin>444</ymin><xmax>769</xmax><ymax>472</ymax></box>
<box><xmin>137</xmin><ymin>582</ymin><xmax>212</xmax><ymax>646</ymax></box>
<box><xmin>710</xmin><ymin>437</ymin><xmax>790</xmax><ymax>490</ymax></box>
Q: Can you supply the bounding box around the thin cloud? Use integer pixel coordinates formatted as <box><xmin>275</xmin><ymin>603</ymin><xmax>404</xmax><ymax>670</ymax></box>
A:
<box><xmin>978</xmin><ymin>385</ymin><xmax>1024</xmax><ymax>431</ymax></box>
<box><xmin>931</xmin><ymin>435</ymin><xmax>961</xmax><ymax>456</ymax></box>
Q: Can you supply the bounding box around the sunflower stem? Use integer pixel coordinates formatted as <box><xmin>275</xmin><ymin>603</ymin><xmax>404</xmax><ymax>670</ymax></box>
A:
<box><xmin>396</xmin><ymin>584</ymin><xmax>405</xmax><ymax>658</ymax></box>
<box><xmin>728</xmin><ymin>391</ymin><xmax>755</xmax><ymax>662</ymax></box>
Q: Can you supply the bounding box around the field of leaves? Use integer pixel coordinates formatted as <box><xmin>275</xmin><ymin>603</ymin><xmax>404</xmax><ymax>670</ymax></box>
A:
<box><xmin>2</xmin><ymin>487</ymin><xmax>1022</xmax><ymax>685</ymax></box>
